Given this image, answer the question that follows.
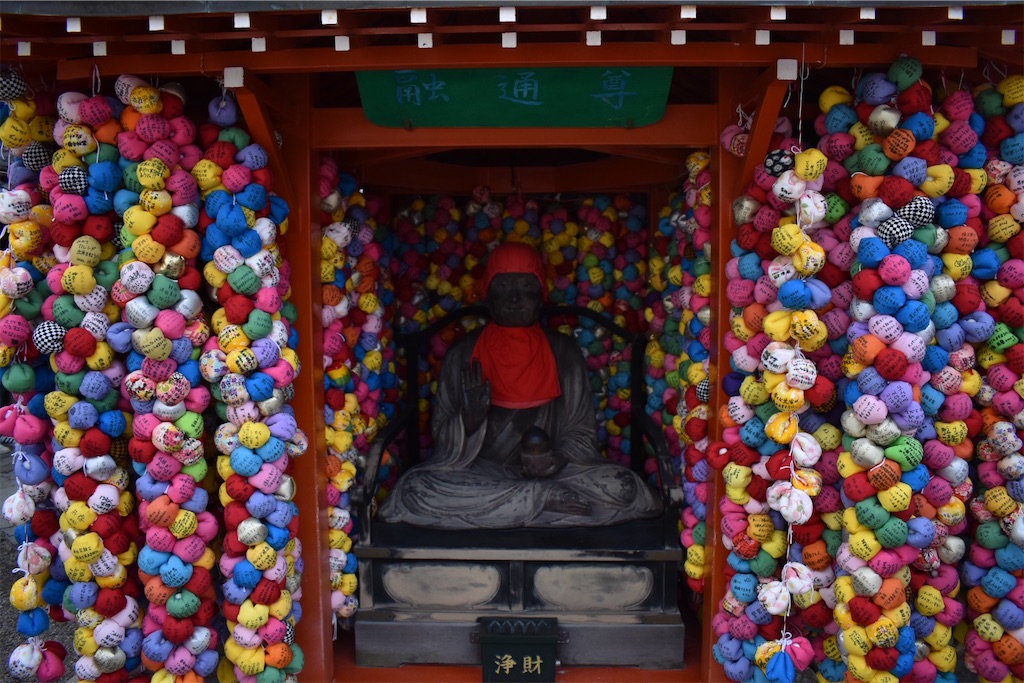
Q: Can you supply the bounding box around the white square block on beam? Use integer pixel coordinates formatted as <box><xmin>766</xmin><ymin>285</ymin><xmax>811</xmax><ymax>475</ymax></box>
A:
<box><xmin>223</xmin><ymin>67</ymin><xmax>245</xmax><ymax>88</ymax></box>
<box><xmin>777</xmin><ymin>58</ymin><xmax>798</xmax><ymax>81</ymax></box>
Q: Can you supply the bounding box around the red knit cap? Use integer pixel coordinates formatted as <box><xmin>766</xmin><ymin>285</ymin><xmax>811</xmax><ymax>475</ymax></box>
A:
<box><xmin>481</xmin><ymin>242</ymin><xmax>548</xmax><ymax>298</ymax></box>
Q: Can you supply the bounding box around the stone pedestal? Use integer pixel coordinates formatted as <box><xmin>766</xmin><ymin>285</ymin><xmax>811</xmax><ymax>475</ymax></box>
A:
<box><xmin>353</xmin><ymin>517</ymin><xmax>685</xmax><ymax>669</ymax></box>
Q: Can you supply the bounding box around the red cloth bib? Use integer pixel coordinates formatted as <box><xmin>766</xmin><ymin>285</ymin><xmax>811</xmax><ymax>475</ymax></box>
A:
<box><xmin>471</xmin><ymin>323</ymin><xmax>561</xmax><ymax>408</ymax></box>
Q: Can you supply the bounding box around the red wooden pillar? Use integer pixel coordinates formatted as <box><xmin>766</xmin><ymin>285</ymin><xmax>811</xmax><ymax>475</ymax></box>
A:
<box><xmin>272</xmin><ymin>73</ymin><xmax>334</xmax><ymax>683</ymax></box>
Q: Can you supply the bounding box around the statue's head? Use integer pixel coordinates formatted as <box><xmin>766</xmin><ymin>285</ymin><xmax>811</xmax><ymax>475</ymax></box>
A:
<box><xmin>482</xmin><ymin>242</ymin><xmax>546</xmax><ymax>327</ymax></box>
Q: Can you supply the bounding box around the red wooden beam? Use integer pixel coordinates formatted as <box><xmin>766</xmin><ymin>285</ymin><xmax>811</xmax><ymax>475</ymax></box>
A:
<box><xmin>233</xmin><ymin>85</ymin><xmax>295</xmax><ymax>208</ymax></box>
<box><xmin>53</xmin><ymin>42</ymin><xmax>980</xmax><ymax>81</ymax></box>
<box><xmin>738</xmin><ymin>77</ymin><xmax>790</xmax><ymax>195</ymax></box>
<box><xmin>349</xmin><ymin>155</ymin><xmax>685</xmax><ymax>194</ymax></box>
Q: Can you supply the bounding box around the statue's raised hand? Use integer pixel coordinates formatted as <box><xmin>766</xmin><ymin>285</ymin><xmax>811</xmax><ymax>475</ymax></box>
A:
<box><xmin>461</xmin><ymin>358</ymin><xmax>490</xmax><ymax>434</ymax></box>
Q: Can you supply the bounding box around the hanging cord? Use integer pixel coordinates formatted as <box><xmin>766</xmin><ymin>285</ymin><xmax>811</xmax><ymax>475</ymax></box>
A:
<box><xmin>91</xmin><ymin>64</ymin><xmax>101</xmax><ymax>97</ymax></box>
<box><xmin>5</xmin><ymin>148</ymin><xmax>13</xmax><ymax>191</ymax></box>
<box><xmin>795</xmin><ymin>42</ymin><xmax>809</xmax><ymax>150</ymax></box>
<box><xmin>735</xmin><ymin>104</ymin><xmax>754</xmax><ymax>131</ymax></box>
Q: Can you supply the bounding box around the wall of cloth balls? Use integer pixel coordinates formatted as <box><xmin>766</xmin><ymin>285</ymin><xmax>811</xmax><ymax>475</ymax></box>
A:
<box><xmin>375</xmin><ymin>186</ymin><xmax>653</xmax><ymax>470</ymax></box>
<box><xmin>316</xmin><ymin>159</ymin><xmax>402</xmax><ymax>631</ymax></box>
<box><xmin>0</xmin><ymin>71</ymin><xmax>307</xmax><ymax>683</ymax></box>
<box><xmin>647</xmin><ymin>152</ymin><xmax>714</xmax><ymax>605</ymax></box>
<box><xmin>711</xmin><ymin>58</ymin><xmax>1024</xmax><ymax>683</ymax></box>
<box><xmin>314</xmin><ymin>165</ymin><xmax>726</xmax><ymax>627</ymax></box>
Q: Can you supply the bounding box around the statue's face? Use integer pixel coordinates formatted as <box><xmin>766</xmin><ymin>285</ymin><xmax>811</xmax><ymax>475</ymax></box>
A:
<box><xmin>487</xmin><ymin>273</ymin><xmax>542</xmax><ymax>327</ymax></box>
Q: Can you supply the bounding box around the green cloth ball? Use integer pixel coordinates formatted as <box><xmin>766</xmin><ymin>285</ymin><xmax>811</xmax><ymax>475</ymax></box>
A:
<box><xmin>1</xmin><ymin>363</ymin><xmax>35</xmax><ymax>393</ymax></box>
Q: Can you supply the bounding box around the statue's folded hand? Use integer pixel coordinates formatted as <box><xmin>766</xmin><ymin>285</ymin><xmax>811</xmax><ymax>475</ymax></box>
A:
<box><xmin>522</xmin><ymin>450</ymin><xmax>568</xmax><ymax>478</ymax></box>
<box><xmin>461</xmin><ymin>358</ymin><xmax>490</xmax><ymax>434</ymax></box>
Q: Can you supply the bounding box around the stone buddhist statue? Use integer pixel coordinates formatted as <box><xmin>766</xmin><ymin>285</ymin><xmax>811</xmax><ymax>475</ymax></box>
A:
<box><xmin>378</xmin><ymin>242</ymin><xmax>663</xmax><ymax>530</ymax></box>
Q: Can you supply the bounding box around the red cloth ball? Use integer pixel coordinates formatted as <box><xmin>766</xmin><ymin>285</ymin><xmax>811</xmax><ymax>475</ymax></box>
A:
<box><xmin>222</xmin><ymin>501</ymin><xmax>250</xmax><ymax>531</ymax></box>
<box><xmin>129</xmin><ymin>438</ymin><xmax>157</xmax><ymax>465</ymax></box>
<box><xmin>62</xmin><ymin>471</ymin><xmax>99</xmax><ymax>501</ymax></box>
<box><xmin>952</xmin><ymin>282</ymin><xmax>982</xmax><ymax>315</ymax></box>
<box><xmin>250</xmin><ymin>577</ymin><xmax>283</xmax><ymax>606</ymax></box>
<box><xmin>866</xmin><ymin>647</ymin><xmax>900</xmax><ymax>671</ymax></box>
<box><xmin>185</xmin><ymin>566</ymin><xmax>214</xmax><ymax>597</ymax></box>
<box><xmin>91</xmin><ymin>511</ymin><xmax>122</xmax><ymax>539</ymax></box>
<box><xmin>80</xmin><ymin>429</ymin><xmax>112</xmax><ymax>457</ymax></box>
<box><xmin>161</xmin><ymin>615</ymin><xmax>194</xmax><ymax>645</ymax></box>
<box><xmin>912</xmin><ymin>139</ymin><xmax>942</xmax><ymax>166</ymax></box>
<box><xmin>843</xmin><ymin>471</ymin><xmax>877</xmax><ymax>503</ymax></box>
<box><xmin>150</xmin><ymin>214</ymin><xmax>184</xmax><ymax>247</ymax></box>
<box><xmin>202</xmin><ymin>140</ymin><xmax>238</xmax><ymax>169</ymax></box>
<box><xmin>852</xmin><ymin>269</ymin><xmax>884</xmax><ymax>300</ymax></box>
<box><xmin>94</xmin><ymin>587</ymin><xmax>128</xmax><ymax>618</ymax></box>
<box><xmin>83</xmin><ymin>214</ymin><xmax>115</xmax><ymax>243</ymax></box>
<box><xmin>224</xmin><ymin>295</ymin><xmax>255</xmax><ymax>325</ymax></box>
<box><xmin>63</xmin><ymin>327</ymin><xmax>98</xmax><ymax>358</ymax></box>
<box><xmin>878</xmin><ymin>176</ymin><xmax>915</xmax><ymax>209</ymax></box>
<box><xmin>225</xmin><ymin>474</ymin><xmax>256</xmax><ymax>502</ymax></box>
<box><xmin>49</xmin><ymin>221</ymin><xmax>82</xmax><ymax>248</ymax></box>
<box><xmin>848</xmin><ymin>596</ymin><xmax>882</xmax><ymax>626</ymax></box>
<box><xmin>875</xmin><ymin>348</ymin><xmax>910</xmax><ymax>381</ymax></box>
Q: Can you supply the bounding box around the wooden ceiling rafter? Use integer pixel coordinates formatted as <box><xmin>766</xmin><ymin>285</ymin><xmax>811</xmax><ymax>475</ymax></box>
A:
<box><xmin>2</xmin><ymin>4</ymin><xmax>1020</xmax><ymax>69</ymax></box>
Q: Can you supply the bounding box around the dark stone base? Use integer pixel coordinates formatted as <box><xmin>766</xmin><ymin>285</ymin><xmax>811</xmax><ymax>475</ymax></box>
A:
<box><xmin>353</xmin><ymin>516</ymin><xmax>685</xmax><ymax>669</ymax></box>
<box><xmin>355</xmin><ymin>612</ymin><xmax>685</xmax><ymax>669</ymax></box>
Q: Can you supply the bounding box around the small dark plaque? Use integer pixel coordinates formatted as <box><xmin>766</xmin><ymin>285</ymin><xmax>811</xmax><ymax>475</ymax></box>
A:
<box><xmin>478</xmin><ymin>618</ymin><xmax>558</xmax><ymax>683</ymax></box>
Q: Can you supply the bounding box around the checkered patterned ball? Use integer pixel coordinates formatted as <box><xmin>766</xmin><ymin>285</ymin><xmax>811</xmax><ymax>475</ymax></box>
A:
<box><xmin>58</xmin><ymin>165</ymin><xmax>89</xmax><ymax>195</ymax></box>
<box><xmin>895</xmin><ymin>195</ymin><xmax>935</xmax><ymax>227</ymax></box>
<box><xmin>31</xmin><ymin>320</ymin><xmax>66</xmax><ymax>355</ymax></box>
<box><xmin>0</xmin><ymin>69</ymin><xmax>27</xmax><ymax>102</ymax></box>
<box><xmin>696</xmin><ymin>378</ymin><xmax>711</xmax><ymax>403</ymax></box>
<box><xmin>877</xmin><ymin>215</ymin><xmax>915</xmax><ymax>249</ymax></box>
<box><xmin>20</xmin><ymin>142</ymin><xmax>52</xmax><ymax>173</ymax></box>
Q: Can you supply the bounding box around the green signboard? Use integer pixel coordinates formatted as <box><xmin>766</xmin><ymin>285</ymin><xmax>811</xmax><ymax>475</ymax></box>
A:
<box><xmin>356</xmin><ymin>67</ymin><xmax>672</xmax><ymax>128</ymax></box>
